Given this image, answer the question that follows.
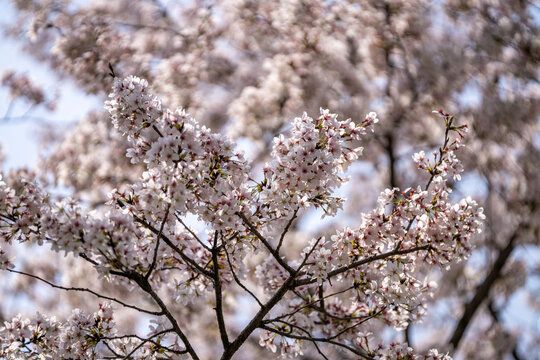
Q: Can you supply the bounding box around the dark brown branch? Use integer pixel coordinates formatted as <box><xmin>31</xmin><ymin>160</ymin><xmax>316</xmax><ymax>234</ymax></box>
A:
<box><xmin>212</xmin><ymin>231</ymin><xmax>230</xmax><ymax>349</ymax></box>
<box><xmin>80</xmin><ymin>252</ymin><xmax>99</xmax><ymax>266</ymax></box>
<box><xmin>405</xmin><ymin>324</ymin><xmax>412</xmax><ymax>347</ymax></box>
<box><xmin>175</xmin><ymin>213</ymin><xmax>211</xmax><ymax>251</ymax></box>
<box><xmin>385</xmin><ymin>132</ymin><xmax>398</xmax><ymax>189</ymax></box>
<box><xmin>220</xmin><ymin>268</ymin><xmax>296</xmax><ymax>360</ymax></box>
<box><xmin>101</xmin><ymin>341</ymin><xmax>122</xmax><ymax>358</ymax></box>
<box><xmin>269</xmin><ymin>306</ymin><xmax>384</xmax><ymax>343</ymax></box>
<box><xmin>318</xmin><ymin>284</ymin><xmax>327</xmax><ymax>323</ymax></box>
<box><xmin>219</xmin><ymin>237</ymin><xmax>323</xmax><ymax>360</ymax></box>
<box><xmin>152</xmin><ymin>124</ymin><xmax>164</xmax><ymax>137</ymax></box>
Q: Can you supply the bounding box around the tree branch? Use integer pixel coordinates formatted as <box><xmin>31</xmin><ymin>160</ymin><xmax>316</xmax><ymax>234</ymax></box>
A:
<box><xmin>294</xmin><ymin>244</ymin><xmax>432</xmax><ymax>287</ymax></box>
<box><xmin>276</xmin><ymin>207</ymin><xmax>299</xmax><ymax>252</ymax></box>
<box><xmin>212</xmin><ymin>231</ymin><xmax>230</xmax><ymax>350</ymax></box>
<box><xmin>219</xmin><ymin>236</ymin><xmax>323</xmax><ymax>360</ymax></box>
<box><xmin>102</xmin><ymin>329</ymin><xmax>188</xmax><ymax>358</ymax></box>
<box><xmin>266</xmin><ymin>286</ymin><xmax>356</xmax><ymax>324</ymax></box>
<box><xmin>487</xmin><ymin>301</ymin><xmax>524</xmax><ymax>360</ymax></box>
<box><xmin>260</xmin><ymin>323</ymin><xmax>372</xmax><ymax>359</ymax></box>
<box><xmin>175</xmin><ymin>213</ymin><xmax>211</xmax><ymax>251</ymax></box>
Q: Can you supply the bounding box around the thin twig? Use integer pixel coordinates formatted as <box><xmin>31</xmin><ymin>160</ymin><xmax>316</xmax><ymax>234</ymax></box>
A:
<box><xmin>260</xmin><ymin>324</ymin><xmax>372</xmax><ymax>359</ymax></box>
<box><xmin>294</xmin><ymin>244</ymin><xmax>432</xmax><ymax>287</ymax></box>
<box><xmin>276</xmin><ymin>208</ymin><xmax>299</xmax><ymax>252</ymax></box>
<box><xmin>145</xmin><ymin>204</ymin><xmax>171</xmax><ymax>280</ymax></box>
<box><xmin>175</xmin><ymin>213</ymin><xmax>211</xmax><ymax>251</ymax></box>
<box><xmin>6</xmin><ymin>268</ymin><xmax>162</xmax><ymax>316</ymax></box>
<box><xmin>236</xmin><ymin>212</ymin><xmax>295</xmax><ymax>275</ymax></box>
<box><xmin>266</xmin><ymin>286</ymin><xmax>355</xmax><ymax>324</ymax></box>
<box><xmin>223</xmin><ymin>245</ymin><xmax>263</xmax><ymax>307</ymax></box>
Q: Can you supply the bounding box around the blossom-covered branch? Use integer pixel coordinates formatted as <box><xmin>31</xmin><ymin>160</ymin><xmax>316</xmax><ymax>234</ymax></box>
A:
<box><xmin>0</xmin><ymin>74</ymin><xmax>486</xmax><ymax>359</ymax></box>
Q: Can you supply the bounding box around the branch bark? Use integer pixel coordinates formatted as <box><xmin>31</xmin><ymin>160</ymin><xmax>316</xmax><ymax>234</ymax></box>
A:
<box><xmin>212</xmin><ymin>232</ymin><xmax>230</xmax><ymax>350</ymax></box>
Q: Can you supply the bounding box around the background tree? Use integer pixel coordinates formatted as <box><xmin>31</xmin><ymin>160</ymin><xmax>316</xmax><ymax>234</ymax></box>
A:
<box><xmin>0</xmin><ymin>0</ymin><xmax>538</xmax><ymax>359</ymax></box>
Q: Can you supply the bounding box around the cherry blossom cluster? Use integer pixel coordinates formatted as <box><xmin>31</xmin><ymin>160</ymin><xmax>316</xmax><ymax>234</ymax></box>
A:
<box><xmin>1</xmin><ymin>185</ymin><xmax>142</xmax><ymax>278</ymax></box>
<box><xmin>253</xmin><ymin>112</ymin><xmax>484</xmax><ymax>356</ymax></box>
<box><xmin>0</xmin><ymin>303</ymin><xmax>114</xmax><ymax>358</ymax></box>
<box><xmin>0</xmin><ymin>301</ymin><xmax>186</xmax><ymax>358</ymax></box>
<box><xmin>256</xmin><ymin>109</ymin><xmax>378</xmax><ymax>223</ymax></box>
<box><xmin>34</xmin><ymin>6</ymin><xmax>136</xmax><ymax>95</ymax></box>
<box><xmin>105</xmin><ymin>75</ymin><xmax>252</xmax><ymax>232</ymax></box>
<box><xmin>0</xmin><ymin>169</ymin><xmax>175</xmax><ymax>285</ymax></box>
<box><xmin>0</xmin><ymin>69</ymin><xmax>491</xmax><ymax>360</ymax></box>
<box><xmin>1</xmin><ymin>169</ymin><xmax>218</xmax><ymax>315</ymax></box>
<box><xmin>372</xmin><ymin>343</ymin><xmax>451</xmax><ymax>360</ymax></box>
<box><xmin>0</xmin><ymin>171</ymin><xmax>47</xmax><ymax>245</ymax></box>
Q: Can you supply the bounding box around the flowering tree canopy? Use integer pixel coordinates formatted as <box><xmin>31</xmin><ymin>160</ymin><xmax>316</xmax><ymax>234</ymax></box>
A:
<box><xmin>0</xmin><ymin>0</ymin><xmax>538</xmax><ymax>359</ymax></box>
